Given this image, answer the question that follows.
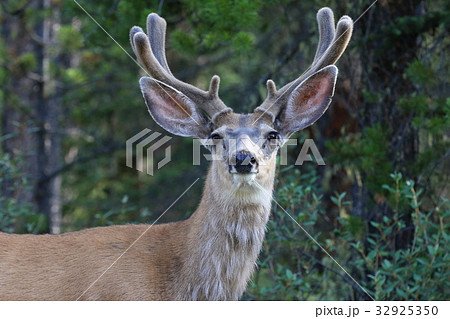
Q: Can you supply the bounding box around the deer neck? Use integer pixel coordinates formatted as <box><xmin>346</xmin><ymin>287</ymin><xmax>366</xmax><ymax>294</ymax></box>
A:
<box><xmin>175</xmin><ymin>159</ymin><xmax>276</xmax><ymax>300</ymax></box>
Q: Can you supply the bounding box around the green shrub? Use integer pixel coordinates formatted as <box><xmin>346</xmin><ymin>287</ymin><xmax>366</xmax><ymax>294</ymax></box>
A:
<box><xmin>245</xmin><ymin>170</ymin><xmax>449</xmax><ymax>300</ymax></box>
<box><xmin>0</xmin><ymin>153</ymin><xmax>42</xmax><ymax>233</ymax></box>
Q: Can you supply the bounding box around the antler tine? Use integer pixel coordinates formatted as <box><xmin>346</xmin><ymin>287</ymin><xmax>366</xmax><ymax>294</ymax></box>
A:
<box><xmin>255</xmin><ymin>8</ymin><xmax>353</xmax><ymax>119</ymax></box>
<box><xmin>146</xmin><ymin>13</ymin><xmax>172</xmax><ymax>75</ymax></box>
<box><xmin>281</xmin><ymin>14</ymin><xmax>353</xmax><ymax>94</ymax></box>
<box><xmin>313</xmin><ymin>7</ymin><xmax>335</xmax><ymax>62</ymax></box>
<box><xmin>130</xmin><ymin>13</ymin><xmax>229</xmax><ymax>119</ymax></box>
<box><xmin>311</xmin><ymin>15</ymin><xmax>353</xmax><ymax>72</ymax></box>
<box><xmin>130</xmin><ymin>26</ymin><xmax>142</xmax><ymax>58</ymax></box>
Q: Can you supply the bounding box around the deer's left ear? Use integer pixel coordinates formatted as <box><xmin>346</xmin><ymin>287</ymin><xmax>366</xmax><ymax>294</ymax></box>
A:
<box><xmin>275</xmin><ymin>65</ymin><xmax>338</xmax><ymax>137</ymax></box>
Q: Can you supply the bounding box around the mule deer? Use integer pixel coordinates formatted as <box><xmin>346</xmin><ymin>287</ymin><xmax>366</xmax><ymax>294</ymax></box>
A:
<box><xmin>0</xmin><ymin>8</ymin><xmax>352</xmax><ymax>300</ymax></box>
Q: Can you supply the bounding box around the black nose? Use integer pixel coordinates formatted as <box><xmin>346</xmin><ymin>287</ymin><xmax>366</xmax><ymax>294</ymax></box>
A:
<box><xmin>233</xmin><ymin>152</ymin><xmax>257</xmax><ymax>173</ymax></box>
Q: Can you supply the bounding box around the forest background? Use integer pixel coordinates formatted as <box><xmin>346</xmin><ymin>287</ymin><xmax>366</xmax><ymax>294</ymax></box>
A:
<box><xmin>0</xmin><ymin>0</ymin><xmax>448</xmax><ymax>300</ymax></box>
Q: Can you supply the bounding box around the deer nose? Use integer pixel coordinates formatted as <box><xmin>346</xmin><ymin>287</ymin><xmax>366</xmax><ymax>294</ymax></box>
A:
<box><xmin>232</xmin><ymin>151</ymin><xmax>258</xmax><ymax>174</ymax></box>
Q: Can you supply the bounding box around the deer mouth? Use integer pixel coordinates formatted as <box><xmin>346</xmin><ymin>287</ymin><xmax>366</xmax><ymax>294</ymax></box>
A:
<box><xmin>230</xmin><ymin>171</ymin><xmax>257</xmax><ymax>184</ymax></box>
<box><xmin>229</xmin><ymin>162</ymin><xmax>258</xmax><ymax>184</ymax></box>
<box><xmin>229</xmin><ymin>165</ymin><xmax>258</xmax><ymax>174</ymax></box>
<box><xmin>228</xmin><ymin>162</ymin><xmax>259</xmax><ymax>185</ymax></box>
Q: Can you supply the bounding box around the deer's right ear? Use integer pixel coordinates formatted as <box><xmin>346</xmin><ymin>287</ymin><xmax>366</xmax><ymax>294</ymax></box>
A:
<box><xmin>139</xmin><ymin>77</ymin><xmax>212</xmax><ymax>138</ymax></box>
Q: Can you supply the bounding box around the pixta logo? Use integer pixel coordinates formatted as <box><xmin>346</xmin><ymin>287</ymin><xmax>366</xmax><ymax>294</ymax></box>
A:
<box><xmin>126</xmin><ymin>128</ymin><xmax>172</xmax><ymax>176</ymax></box>
<box><xmin>127</xmin><ymin>129</ymin><xmax>325</xmax><ymax>175</ymax></box>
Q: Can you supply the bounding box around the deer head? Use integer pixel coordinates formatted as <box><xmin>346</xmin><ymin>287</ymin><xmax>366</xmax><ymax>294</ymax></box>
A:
<box><xmin>130</xmin><ymin>8</ymin><xmax>352</xmax><ymax>191</ymax></box>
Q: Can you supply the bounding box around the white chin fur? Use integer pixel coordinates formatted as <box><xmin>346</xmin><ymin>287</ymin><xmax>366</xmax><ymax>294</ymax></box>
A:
<box><xmin>231</xmin><ymin>173</ymin><xmax>257</xmax><ymax>185</ymax></box>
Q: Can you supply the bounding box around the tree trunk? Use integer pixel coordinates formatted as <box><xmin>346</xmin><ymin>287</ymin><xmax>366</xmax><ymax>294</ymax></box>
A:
<box><xmin>39</xmin><ymin>0</ymin><xmax>62</xmax><ymax>234</ymax></box>
<box><xmin>1</xmin><ymin>0</ymin><xmax>62</xmax><ymax>233</ymax></box>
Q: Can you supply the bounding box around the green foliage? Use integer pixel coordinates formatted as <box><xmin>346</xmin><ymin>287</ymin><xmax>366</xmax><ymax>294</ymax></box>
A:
<box><xmin>174</xmin><ymin>0</ymin><xmax>262</xmax><ymax>53</ymax></box>
<box><xmin>246</xmin><ymin>172</ymin><xmax>449</xmax><ymax>300</ymax></box>
<box><xmin>405</xmin><ymin>60</ymin><xmax>435</xmax><ymax>87</ymax></box>
<box><xmin>0</xmin><ymin>154</ymin><xmax>43</xmax><ymax>233</ymax></box>
<box><xmin>15</xmin><ymin>52</ymin><xmax>37</xmax><ymax>73</ymax></box>
<box><xmin>356</xmin><ymin>174</ymin><xmax>449</xmax><ymax>300</ymax></box>
<box><xmin>326</xmin><ymin>124</ymin><xmax>392</xmax><ymax>192</ymax></box>
<box><xmin>58</xmin><ymin>25</ymin><xmax>84</xmax><ymax>52</ymax></box>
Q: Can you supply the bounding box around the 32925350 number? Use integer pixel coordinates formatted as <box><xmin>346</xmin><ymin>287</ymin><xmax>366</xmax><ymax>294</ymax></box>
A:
<box><xmin>376</xmin><ymin>305</ymin><xmax>438</xmax><ymax>316</ymax></box>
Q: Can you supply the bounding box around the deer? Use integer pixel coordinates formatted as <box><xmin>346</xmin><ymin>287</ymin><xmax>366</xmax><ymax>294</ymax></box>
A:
<box><xmin>0</xmin><ymin>8</ymin><xmax>352</xmax><ymax>300</ymax></box>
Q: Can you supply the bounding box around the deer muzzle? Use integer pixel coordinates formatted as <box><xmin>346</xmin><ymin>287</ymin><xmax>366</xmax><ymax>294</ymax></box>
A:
<box><xmin>229</xmin><ymin>151</ymin><xmax>258</xmax><ymax>174</ymax></box>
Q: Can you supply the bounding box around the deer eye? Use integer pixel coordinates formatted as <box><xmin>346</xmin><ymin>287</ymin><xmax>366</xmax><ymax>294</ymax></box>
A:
<box><xmin>267</xmin><ymin>131</ymin><xmax>280</xmax><ymax>140</ymax></box>
<box><xmin>210</xmin><ymin>133</ymin><xmax>222</xmax><ymax>140</ymax></box>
